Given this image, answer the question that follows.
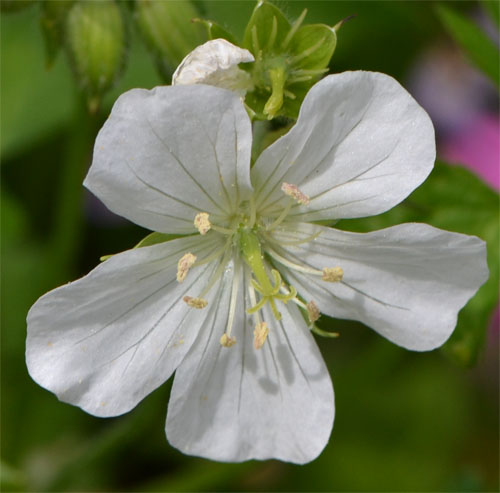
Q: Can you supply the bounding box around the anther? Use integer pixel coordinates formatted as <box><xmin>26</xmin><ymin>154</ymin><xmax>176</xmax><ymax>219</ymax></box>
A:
<box><xmin>322</xmin><ymin>267</ymin><xmax>344</xmax><ymax>282</ymax></box>
<box><xmin>253</xmin><ymin>322</ymin><xmax>269</xmax><ymax>350</ymax></box>
<box><xmin>194</xmin><ymin>212</ymin><xmax>211</xmax><ymax>235</ymax></box>
<box><xmin>306</xmin><ymin>300</ymin><xmax>321</xmax><ymax>323</ymax></box>
<box><xmin>177</xmin><ymin>253</ymin><xmax>196</xmax><ymax>282</ymax></box>
<box><xmin>281</xmin><ymin>182</ymin><xmax>310</xmax><ymax>205</ymax></box>
<box><xmin>220</xmin><ymin>333</ymin><xmax>236</xmax><ymax>347</ymax></box>
<box><xmin>183</xmin><ymin>296</ymin><xmax>208</xmax><ymax>309</ymax></box>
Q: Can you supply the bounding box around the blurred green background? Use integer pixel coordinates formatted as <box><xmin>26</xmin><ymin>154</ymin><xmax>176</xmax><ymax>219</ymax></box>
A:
<box><xmin>1</xmin><ymin>1</ymin><xmax>499</xmax><ymax>491</ymax></box>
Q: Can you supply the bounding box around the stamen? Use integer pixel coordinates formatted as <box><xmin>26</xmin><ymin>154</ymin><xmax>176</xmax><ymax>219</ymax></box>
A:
<box><xmin>177</xmin><ymin>253</ymin><xmax>196</xmax><ymax>282</ymax></box>
<box><xmin>194</xmin><ymin>212</ymin><xmax>211</xmax><ymax>235</ymax></box>
<box><xmin>281</xmin><ymin>182</ymin><xmax>310</xmax><ymax>205</ymax></box>
<box><xmin>183</xmin><ymin>296</ymin><xmax>208</xmax><ymax>309</ymax></box>
<box><xmin>266</xmin><ymin>199</ymin><xmax>294</xmax><ymax>231</ymax></box>
<box><xmin>266</xmin><ymin>247</ymin><xmax>323</xmax><ymax>276</ymax></box>
<box><xmin>222</xmin><ymin>258</ymin><xmax>241</xmax><ymax>343</ymax></box>
<box><xmin>253</xmin><ymin>322</ymin><xmax>269</xmax><ymax>349</ymax></box>
<box><xmin>307</xmin><ymin>300</ymin><xmax>321</xmax><ymax>323</ymax></box>
<box><xmin>220</xmin><ymin>333</ymin><xmax>236</xmax><ymax>347</ymax></box>
<box><xmin>322</xmin><ymin>267</ymin><xmax>344</xmax><ymax>282</ymax></box>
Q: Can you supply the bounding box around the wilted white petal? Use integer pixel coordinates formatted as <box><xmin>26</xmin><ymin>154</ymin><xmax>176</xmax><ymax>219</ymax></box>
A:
<box><xmin>26</xmin><ymin>235</ymin><xmax>231</xmax><ymax>417</ymax></box>
<box><xmin>166</xmin><ymin>269</ymin><xmax>334</xmax><ymax>464</ymax></box>
<box><xmin>85</xmin><ymin>85</ymin><xmax>253</xmax><ymax>234</ymax></box>
<box><xmin>173</xmin><ymin>39</ymin><xmax>254</xmax><ymax>97</ymax></box>
<box><xmin>252</xmin><ymin>71</ymin><xmax>435</xmax><ymax>221</ymax></box>
<box><xmin>272</xmin><ymin>222</ymin><xmax>488</xmax><ymax>351</ymax></box>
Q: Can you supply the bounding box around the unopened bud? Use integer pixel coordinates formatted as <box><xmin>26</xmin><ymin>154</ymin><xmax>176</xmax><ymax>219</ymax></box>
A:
<box><xmin>40</xmin><ymin>0</ymin><xmax>75</xmax><ymax>68</ymax></box>
<box><xmin>65</xmin><ymin>1</ymin><xmax>127</xmax><ymax>112</ymax></box>
<box><xmin>134</xmin><ymin>0</ymin><xmax>205</xmax><ymax>81</ymax></box>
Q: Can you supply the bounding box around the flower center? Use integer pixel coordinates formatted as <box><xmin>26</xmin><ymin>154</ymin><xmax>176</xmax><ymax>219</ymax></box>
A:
<box><xmin>177</xmin><ymin>182</ymin><xmax>344</xmax><ymax>349</ymax></box>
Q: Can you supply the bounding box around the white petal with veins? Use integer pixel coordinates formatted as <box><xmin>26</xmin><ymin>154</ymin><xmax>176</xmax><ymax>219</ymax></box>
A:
<box><xmin>85</xmin><ymin>85</ymin><xmax>253</xmax><ymax>234</ymax></box>
<box><xmin>166</xmin><ymin>269</ymin><xmax>334</xmax><ymax>464</ymax></box>
<box><xmin>252</xmin><ymin>71</ymin><xmax>435</xmax><ymax>221</ymax></box>
<box><xmin>272</xmin><ymin>222</ymin><xmax>488</xmax><ymax>351</ymax></box>
<box><xmin>26</xmin><ymin>235</ymin><xmax>230</xmax><ymax>417</ymax></box>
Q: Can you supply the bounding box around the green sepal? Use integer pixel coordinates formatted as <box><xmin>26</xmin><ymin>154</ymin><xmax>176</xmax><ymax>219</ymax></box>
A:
<box><xmin>240</xmin><ymin>3</ymin><xmax>338</xmax><ymax>120</ymax></box>
<box><xmin>40</xmin><ymin>0</ymin><xmax>75</xmax><ymax>68</ymax></box>
<box><xmin>289</xmin><ymin>24</ymin><xmax>336</xmax><ymax>71</ymax></box>
<box><xmin>134</xmin><ymin>0</ymin><xmax>206</xmax><ymax>82</ymax></box>
<box><xmin>133</xmin><ymin>232</ymin><xmax>181</xmax><ymax>248</ymax></box>
<box><xmin>100</xmin><ymin>232</ymin><xmax>182</xmax><ymax>262</ymax></box>
<box><xmin>192</xmin><ymin>18</ymin><xmax>237</xmax><ymax>45</ymax></box>
<box><xmin>243</xmin><ymin>0</ymin><xmax>291</xmax><ymax>54</ymax></box>
<box><xmin>65</xmin><ymin>0</ymin><xmax>128</xmax><ymax>113</ymax></box>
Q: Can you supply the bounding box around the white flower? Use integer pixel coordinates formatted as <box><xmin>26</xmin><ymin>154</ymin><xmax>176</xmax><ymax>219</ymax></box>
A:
<box><xmin>172</xmin><ymin>38</ymin><xmax>254</xmax><ymax>96</ymax></box>
<box><xmin>26</xmin><ymin>71</ymin><xmax>488</xmax><ymax>464</ymax></box>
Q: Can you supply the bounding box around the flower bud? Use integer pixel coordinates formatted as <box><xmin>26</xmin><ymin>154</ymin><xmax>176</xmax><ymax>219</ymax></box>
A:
<box><xmin>241</xmin><ymin>1</ymin><xmax>337</xmax><ymax>120</ymax></box>
<box><xmin>40</xmin><ymin>0</ymin><xmax>75</xmax><ymax>68</ymax></box>
<box><xmin>134</xmin><ymin>0</ymin><xmax>205</xmax><ymax>81</ymax></box>
<box><xmin>65</xmin><ymin>0</ymin><xmax>127</xmax><ymax>113</ymax></box>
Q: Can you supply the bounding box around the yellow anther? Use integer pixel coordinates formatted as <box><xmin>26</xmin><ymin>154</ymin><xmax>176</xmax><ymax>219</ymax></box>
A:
<box><xmin>306</xmin><ymin>300</ymin><xmax>321</xmax><ymax>323</ymax></box>
<box><xmin>253</xmin><ymin>322</ymin><xmax>269</xmax><ymax>350</ymax></box>
<box><xmin>177</xmin><ymin>253</ymin><xmax>196</xmax><ymax>282</ymax></box>
<box><xmin>183</xmin><ymin>296</ymin><xmax>208</xmax><ymax>309</ymax></box>
<box><xmin>281</xmin><ymin>182</ymin><xmax>310</xmax><ymax>205</ymax></box>
<box><xmin>322</xmin><ymin>267</ymin><xmax>344</xmax><ymax>282</ymax></box>
<box><xmin>220</xmin><ymin>333</ymin><xmax>236</xmax><ymax>347</ymax></box>
<box><xmin>194</xmin><ymin>212</ymin><xmax>211</xmax><ymax>235</ymax></box>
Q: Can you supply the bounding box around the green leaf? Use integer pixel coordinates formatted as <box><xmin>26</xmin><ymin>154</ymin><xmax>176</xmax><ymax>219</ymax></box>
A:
<box><xmin>481</xmin><ymin>0</ymin><xmax>499</xmax><ymax>28</ymax></box>
<box><xmin>436</xmin><ymin>4</ymin><xmax>499</xmax><ymax>87</ymax></box>
<box><xmin>243</xmin><ymin>0</ymin><xmax>291</xmax><ymax>54</ymax></box>
<box><xmin>192</xmin><ymin>18</ymin><xmax>238</xmax><ymax>44</ymax></box>
<box><xmin>338</xmin><ymin>162</ymin><xmax>499</xmax><ymax>366</ymax></box>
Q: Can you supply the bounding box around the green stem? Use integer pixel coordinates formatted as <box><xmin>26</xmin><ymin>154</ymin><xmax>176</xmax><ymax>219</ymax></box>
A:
<box><xmin>48</xmin><ymin>97</ymin><xmax>98</xmax><ymax>279</ymax></box>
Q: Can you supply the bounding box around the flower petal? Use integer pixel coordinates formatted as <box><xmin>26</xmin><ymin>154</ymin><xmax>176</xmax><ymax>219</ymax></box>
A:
<box><xmin>172</xmin><ymin>39</ymin><xmax>254</xmax><ymax>97</ymax></box>
<box><xmin>85</xmin><ymin>84</ymin><xmax>253</xmax><ymax>234</ymax></box>
<box><xmin>270</xmin><ymin>222</ymin><xmax>488</xmax><ymax>351</ymax></box>
<box><xmin>166</xmin><ymin>268</ymin><xmax>334</xmax><ymax>464</ymax></box>
<box><xmin>251</xmin><ymin>71</ymin><xmax>435</xmax><ymax>221</ymax></box>
<box><xmin>26</xmin><ymin>235</ymin><xmax>231</xmax><ymax>417</ymax></box>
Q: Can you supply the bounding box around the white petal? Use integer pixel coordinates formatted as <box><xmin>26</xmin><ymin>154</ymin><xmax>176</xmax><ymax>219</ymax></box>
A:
<box><xmin>85</xmin><ymin>85</ymin><xmax>253</xmax><ymax>234</ymax></box>
<box><xmin>26</xmin><ymin>235</ymin><xmax>231</xmax><ymax>417</ymax></box>
<box><xmin>251</xmin><ymin>71</ymin><xmax>435</xmax><ymax>221</ymax></box>
<box><xmin>172</xmin><ymin>39</ymin><xmax>254</xmax><ymax>96</ymax></box>
<box><xmin>270</xmin><ymin>223</ymin><xmax>488</xmax><ymax>351</ymax></box>
<box><xmin>166</xmin><ymin>268</ymin><xmax>334</xmax><ymax>464</ymax></box>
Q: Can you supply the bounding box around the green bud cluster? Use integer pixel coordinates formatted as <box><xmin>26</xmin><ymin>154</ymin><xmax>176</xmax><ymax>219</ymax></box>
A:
<box><xmin>202</xmin><ymin>0</ymin><xmax>338</xmax><ymax>120</ymax></box>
